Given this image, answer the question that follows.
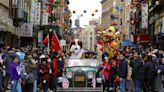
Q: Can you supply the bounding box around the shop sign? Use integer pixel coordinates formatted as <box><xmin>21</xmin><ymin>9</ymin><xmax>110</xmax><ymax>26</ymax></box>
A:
<box><xmin>18</xmin><ymin>0</ymin><xmax>24</xmax><ymax>19</ymax></box>
<box><xmin>30</xmin><ymin>1</ymin><xmax>41</xmax><ymax>25</ymax></box>
<box><xmin>34</xmin><ymin>2</ymin><xmax>41</xmax><ymax>25</ymax></box>
<box><xmin>141</xmin><ymin>2</ymin><xmax>148</xmax><ymax>29</ymax></box>
<box><xmin>133</xmin><ymin>34</ymin><xmax>152</xmax><ymax>43</ymax></box>
<box><xmin>42</xmin><ymin>13</ymin><xmax>49</xmax><ymax>25</ymax></box>
<box><xmin>20</xmin><ymin>23</ymin><xmax>33</xmax><ymax>37</ymax></box>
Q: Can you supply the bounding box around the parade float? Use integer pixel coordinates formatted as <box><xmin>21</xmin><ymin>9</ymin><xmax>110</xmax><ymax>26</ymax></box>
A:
<box><xmin>57</xmin><ymin>39</ymin><xmax>103</xmax><ymax>92</ymax></box>
<box><xmin>97</xmin><ymin>25</ymin><xmax>121</xmax><ymax>59</ymax></box>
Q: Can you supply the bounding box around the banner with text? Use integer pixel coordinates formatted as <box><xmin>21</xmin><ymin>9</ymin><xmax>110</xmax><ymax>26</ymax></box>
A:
<box><xmin>141</xmin><ymin>2</ymin><xmax>148</xmax><ymax>29</ymax></box>
<box><xmin>21</xmin><ymin>23</ymin><xmax>33</xmax><ymax>37</ymax></box>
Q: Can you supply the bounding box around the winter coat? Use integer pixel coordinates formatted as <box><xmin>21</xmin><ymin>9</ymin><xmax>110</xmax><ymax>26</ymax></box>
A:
<box><xmin>53</xmin><ymin>58</ymin><xmax>59</xmax><ymax>77</ymax></box>
<box><xmin>9</xmin><ymin>61</ymin><xmax>20</xmax><ymax>81</ymax></box>
<box><xmin>24</xmin><ymin>60</ymin><xmax>37</xmax><ymax>83</ymax></box>
<box><xmin>144</xmin><ymin>61</ymin><xmax>156</xmax><ymax>79</ymax></box>
<box><xmin>130</xmin><ymin>60</ymin><xmax>144</xmax><ymax>81</ymax></box>
<box><xmin>118</xmin><ymin>59</ymin><xmax>128</xmax><ymax>78</ymax></box>
<box><xmin>100</xmin><ymin>62</ymin><xmax>111</xmax><ymax>80</ymax></box>
<box><xmin>156</xmin><ymin>63</ymin><xmax>164</xmax><ymax>74</ymax></box>
<box><xmin>127</xmin><ymin>59</ymin><xmax>132</xmax><ymax>80</ymax></box>
<box><xmin>2</xmin><ymin>52</ymin><xmax>12</xmax><ymax>73</ymax></box>
<box><xmin>40</xmin><ymin>63</ymin><xmax>50</xmax><ymax>82</ymax></box>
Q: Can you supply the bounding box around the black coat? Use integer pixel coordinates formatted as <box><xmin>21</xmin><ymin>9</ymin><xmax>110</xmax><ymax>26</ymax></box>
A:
<box><xmin>144</xmin><ymin>61</ymin><xmax>156</xmax><ymax>79</ymax></box>
<box><xmin>118</xmin><ymin>59</ymin><xmax>128</xmax><ymax>78</ymax></box>
<box><xmin>130</xmin><ymin>60</ymin><xmax>144</xmax><ymax>81</ymax></box>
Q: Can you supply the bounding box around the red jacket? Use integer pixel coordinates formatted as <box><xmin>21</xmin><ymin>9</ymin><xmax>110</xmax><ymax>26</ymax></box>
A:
<box><xmin>53</xmin><ymin>58</ymin><xmax>58</xmax><ymax>77</ymax></box>
<box><xmin>100</xmin><ymin>61</ymin><xmax>111</xmax><ymax>80</ymax></box>
<box><xmin>40</xmin><ymin>63</ymin><xmax>50</xmax><ymax>82</ymax></box>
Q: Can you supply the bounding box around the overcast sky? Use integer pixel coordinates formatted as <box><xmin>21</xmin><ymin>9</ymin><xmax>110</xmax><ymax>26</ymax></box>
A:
<box><xmin>68</xmin><ymin>0</ymin><xmax>102</xmax><ymax>27</ymax></box>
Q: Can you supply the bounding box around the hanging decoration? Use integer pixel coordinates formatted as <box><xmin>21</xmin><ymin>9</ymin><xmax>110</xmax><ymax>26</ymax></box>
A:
<box><xmin>80</xmin><ymin>14</ymin><xmax>83</xmax><ymax>17</ymax></box>
<box><xmin>83</xmin><ymin>10</ymin><xmax>87</xmax><ymax>13</ymax></box>
<box><xmin>92</xmin><ymin>13</ymin><xmax>95</xmax><ymax>16</ymax></box>
<box><xmin>72</xmin><ymin>10</ymin><xmax>76</xmax><ymax>14</ymax></box>
<box><xmin>95</xmin><ymin>9</ymin><xmax>98</xmax><ymax>12</ymax></box>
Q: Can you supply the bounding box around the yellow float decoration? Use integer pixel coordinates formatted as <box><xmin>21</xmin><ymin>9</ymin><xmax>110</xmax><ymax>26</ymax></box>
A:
<box><xmin>103</xmin><ymin>26</ymin><xmax>121</xmax><ymax>59</ymax></box>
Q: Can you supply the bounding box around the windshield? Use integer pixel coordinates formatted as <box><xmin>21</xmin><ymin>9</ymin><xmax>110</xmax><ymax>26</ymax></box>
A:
<box><xmin>67</xmin><ymin>59</ymin><xmax>99</xmax><ymax>67</ymax></box>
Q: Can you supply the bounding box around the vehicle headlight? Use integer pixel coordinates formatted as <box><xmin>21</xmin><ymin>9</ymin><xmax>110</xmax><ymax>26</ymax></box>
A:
<box><xmin>66</xmin><ymin>71</ymin><xmax>73</xmax><ymax>79</ymax></box>
<box><xmin>87</xmin><ymin>72</ymin><xmax>94</xmax><ymax>79</ymax></box>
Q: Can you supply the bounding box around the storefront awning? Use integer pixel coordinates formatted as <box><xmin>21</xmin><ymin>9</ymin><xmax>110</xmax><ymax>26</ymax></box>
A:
<box><xmin>121</xmin><ymin>40</ymin><xmax>133</xmax><ymax>46</ymax></box>
<box><xmin>133</xmin><ymin>34</ymin><xmax>152</xmax><ymax>44</ymax></box>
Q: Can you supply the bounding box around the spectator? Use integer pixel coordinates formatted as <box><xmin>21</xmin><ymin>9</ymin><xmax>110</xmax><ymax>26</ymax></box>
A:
<box><xmin>130</xmin><ymin>53</ymin><xmax>144</xmax><ymax>92</ymax></box>
<box><xmin>126</xmin><ymin>56</ymin><xmax>134</xmax><ymax>92</ymax></box>
<box><xmin>2</xmin><ymin>47</ymin><xmax>13</xmax><ymax>90</ymax></box>
<box><xmin>156</xmin><ymin>57</ymin><xmax>164</xmax><ymax>92</ymax></box>
<box><xmin>39</xmin><ymin>56</ymin><xmax>50</xmax><ymax>92</ymax></box>
<box><xmin>100</xmin><ymin>52</ymin><xmax>111</xmax><ymax>92</ymax></box>
<box><xmin>0</xmin><ymin>49</ymin><xmax>4</xmax><ymax>91</ymax></box>
<box><xmin>118</xmin><ymin>52</ymin><xmax>128</xmax><ymax>92</ymax></box>
<box><xmin>143</xmin><ymin>55</ymin><xmax>156</xmax><ymax>92</ymax></box>
<box><xmin>23</xmin><ymin>53</ymin><xmax>37</xmax><ymax>92</ymax></box>
<box><xmin>58</xmin><ymin>55</ymin><xmax>64</xmax><ymax>77</ymax></box>
<box><xmin>109</xmin><ymin>57</ymin><xmax>118</xmax><ymax>91</ymax></box>
<box><xmin>9</xmin><ymin>55</ymin><xmax>22</xmax><ymax>92</ymax></box>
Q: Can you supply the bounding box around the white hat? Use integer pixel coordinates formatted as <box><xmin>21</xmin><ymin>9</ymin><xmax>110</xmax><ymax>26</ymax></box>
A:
<box><xmin>39</xmin><ymin>54</ymin><xmax>46</xmax><ymax>59</ymax></box>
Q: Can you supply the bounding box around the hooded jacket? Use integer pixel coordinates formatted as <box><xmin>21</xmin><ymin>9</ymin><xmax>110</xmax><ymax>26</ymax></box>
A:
<box><xmin>9</xmin><ymin>61</ymin><xmax>20</xmax><ymax>81</ymax></box>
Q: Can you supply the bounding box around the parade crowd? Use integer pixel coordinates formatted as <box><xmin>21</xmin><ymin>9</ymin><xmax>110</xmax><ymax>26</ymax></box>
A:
<box><xmin>0</xmin><ymin>46</ymin><xmax>164</xmax><ymax>92</ymax></box>
<box><xmin>0</xmin><ymin>46</ymin><xmax>66</xmax><ymax>92</ymax></box>
<box><xmin>99</xmin><ymin>46</ymin><xmax>164</xmax><ymax>92</ymax></box>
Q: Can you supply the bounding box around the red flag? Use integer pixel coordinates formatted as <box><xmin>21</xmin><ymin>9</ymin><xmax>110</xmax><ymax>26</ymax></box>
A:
<box><xmin>52</xmin><ymin>31</ymin><xmax>61</xmax><ymax>52</ymax></box>
<box><xmin>42</xmin><ymin>35</ymin><xmax>49</xmax><ymax>44</ymax></box>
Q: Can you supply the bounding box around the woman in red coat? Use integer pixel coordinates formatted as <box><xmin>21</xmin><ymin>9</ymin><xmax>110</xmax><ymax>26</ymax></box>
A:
<box><xmin>99</xmin><ymin>52</ymin><xmax>111</xmax><ymax>92</ymax></box>
<box><xmin>39</xmin><ymin>58</ymin><xmax>50</xmax><ymax>92</ymax></box>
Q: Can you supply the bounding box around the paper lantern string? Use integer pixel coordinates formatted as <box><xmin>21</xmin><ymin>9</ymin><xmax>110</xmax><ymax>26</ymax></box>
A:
<box><xmin>83</xmin><ymin>10</ymin><xmax>87</xmax><ymax>13</ymax></box>
<box><xmin>73</xmin><ymin>10</ymin><xmax>76</xmax><ymax>14</ymax></box>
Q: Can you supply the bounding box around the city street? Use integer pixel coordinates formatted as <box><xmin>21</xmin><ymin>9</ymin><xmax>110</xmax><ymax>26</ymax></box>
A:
<box><xmin>0</xmin><ymin>0</ymin><xmax>164</xmax><ymax>92</ymax></box>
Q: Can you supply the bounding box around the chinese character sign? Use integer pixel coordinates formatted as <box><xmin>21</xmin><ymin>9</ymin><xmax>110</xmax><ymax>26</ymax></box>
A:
<box><xmin>141</xmin><ymin>2</ymin><xmax>148</xmax><ymax>29</ymax></box>
<box><xmin>20</xmin><ymin>23</ymin><xmax>33</xmax><ymax>37</ymax></box>
<box><xmin>30</xmin><ymin>0</ymin><xmax>35</xmax><ymax>23</ymax></box>
<box><xmin>42</xmin><ymin>13</ymin><xmax>48</xmax><ymax>25</ymax></box>
<box><xmin>34</xmin><ymin>2</ymin><xmax>41</xmax><ymax>25</ymax></box>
